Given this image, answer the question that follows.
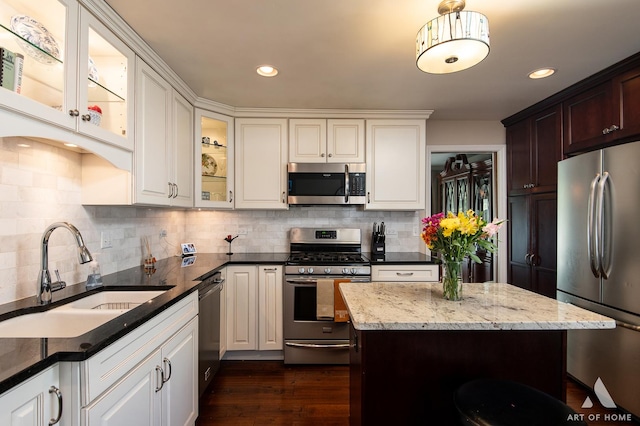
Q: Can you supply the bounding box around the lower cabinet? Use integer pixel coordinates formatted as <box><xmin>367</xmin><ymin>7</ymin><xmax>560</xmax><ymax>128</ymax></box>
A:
<box><xmin>226</xmin><ymin>265</ymin><xmax>283</xmax><ymax>353</ymax></box>
<box><xmin>0</xmin><ymin>365</ymin><xmax>62</xmax><ymax>426</ymax></box>
<box><xmin>82</xmin><ymin>317</ymin><xmax>198</xmax><ymax>426</ymax></box>
<box><xmin>371</xmin><ymin>264</ymin><xmax>439</xmax><ymax>282</ymax></box>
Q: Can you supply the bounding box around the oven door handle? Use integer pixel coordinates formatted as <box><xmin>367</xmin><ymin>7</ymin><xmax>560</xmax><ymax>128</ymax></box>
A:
<box><xmin>285</xmin><ymin>342</ymin><xmax>350</xmax><ymax>349</ymax></box>
<box><xmin>286</xmin><ymin>279</ymin><xmax>319</xmax><ymax>285</ymax></box>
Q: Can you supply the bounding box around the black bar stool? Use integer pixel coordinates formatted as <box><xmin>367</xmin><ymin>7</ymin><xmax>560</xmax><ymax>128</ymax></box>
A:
<box><xmin>454</xmin><ymin>379</ymin><xmax>587</xmax><ymax>425</ymax></box>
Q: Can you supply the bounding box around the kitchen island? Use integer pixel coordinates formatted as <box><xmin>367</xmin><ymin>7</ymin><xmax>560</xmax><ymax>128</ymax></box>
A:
<box><xmin>339</xmin><ymin>281</ymin><xmax>615</xmax><ymax>425</ymax></box>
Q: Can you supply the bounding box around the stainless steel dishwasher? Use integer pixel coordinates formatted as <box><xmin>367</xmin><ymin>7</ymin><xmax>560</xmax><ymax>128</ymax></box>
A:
<box><xmin>198</xmin><ymin>271</ymin><xmax>223</xmax><ymax>397</ymax></box>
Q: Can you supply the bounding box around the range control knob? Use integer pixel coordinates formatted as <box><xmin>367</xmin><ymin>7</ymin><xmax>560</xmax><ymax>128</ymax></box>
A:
<box><xmin>324</xmin><ymin>268</ymin><xmax>332</xmax><ymax>274</ymax></box>
<box><xmin>342</xmin><ymin>268</ymin><xmax>350</xmax><ymax>274</ymax></box>
<box><xmin>308</xmin><ymin>267</ymin><xmax>314</xmax><ymax>274</ymax></box>
<box><xmin>298</xmin><ymin>267</ymin><xmax>306</xmax><ymax>274</ymax></box>
<box><xmin>350</xmin><ymin>268</ymin><xmax>358</xmax><ymax>275</ymax></box>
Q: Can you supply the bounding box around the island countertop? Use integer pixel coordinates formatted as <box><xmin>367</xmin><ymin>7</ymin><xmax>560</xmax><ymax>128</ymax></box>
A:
<box><xmin>339</xmin><ymin>281</ymin><xmax>615</xmax><ymax>331</ymax></box>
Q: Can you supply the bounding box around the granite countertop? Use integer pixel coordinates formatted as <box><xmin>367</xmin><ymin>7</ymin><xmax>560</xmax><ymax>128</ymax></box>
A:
<box><xmin>0</xmin><ymin>252</ymin><xmax>289</xmax><ymax>394</ymax></box>
<box><xmin>339</xmin><ymin>281</ymin><xmax>615</xmax><ymax>331</ymax></box>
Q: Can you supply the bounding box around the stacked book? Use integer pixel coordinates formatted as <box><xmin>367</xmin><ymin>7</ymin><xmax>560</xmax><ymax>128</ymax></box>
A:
<box><xmin>1</xmin><ymin>46</ymin><xmax>24</xmax><ymax>93</ymax></box>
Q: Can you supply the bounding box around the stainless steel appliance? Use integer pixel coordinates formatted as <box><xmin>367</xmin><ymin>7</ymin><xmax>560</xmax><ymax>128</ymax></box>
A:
<box><xmin>198</xmin><ymin>272</ymin><xmax>223</xmax><ymax>397</ymax></box>
<box><xmin>284</xmin><ymin>228</ymin><xmax>370</xmax><ymax>364</ymax></box>
<box><xmin>557</xmin><ymin>141</ymin><xmax>640</xmax><ymax>419</ymax></box>
<box><xmin>287</xmin><ymin>163</ymin><xmax>366</xmax><ymax>205</ymax></box>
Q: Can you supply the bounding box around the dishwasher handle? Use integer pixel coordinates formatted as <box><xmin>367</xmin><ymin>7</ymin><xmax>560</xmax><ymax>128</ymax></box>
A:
<box><xmin>199</xmin><ymin>279</ymin><xmax>224</xmax><ymax>300</ymax></box>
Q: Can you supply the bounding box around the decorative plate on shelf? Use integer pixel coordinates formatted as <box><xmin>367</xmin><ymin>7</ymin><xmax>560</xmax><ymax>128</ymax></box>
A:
<box><xmin>88</xmin><ymin>56</ymin><xmax>99</xmax><ymax>83</ymax></box>
<box><xmin>10</xmin><ymin>15</ymin><xmax>60</xmax><ymax>65</ymax></box>
<box><xmin>202</xmin><ymin>154</ymin><xmax>218</xmax><ymax>176</ymax></box>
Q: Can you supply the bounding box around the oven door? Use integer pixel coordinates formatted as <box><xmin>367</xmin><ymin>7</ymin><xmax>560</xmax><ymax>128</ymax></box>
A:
<box><xmin>283</xmin><ymin>275</ymin><xmax>368</xmax><ymax>339</ymax></box>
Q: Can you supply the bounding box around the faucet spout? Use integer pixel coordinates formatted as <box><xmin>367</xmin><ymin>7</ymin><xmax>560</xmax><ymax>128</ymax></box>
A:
<box><xmin>38</xmin><ymin>222</ymin><xmax>93</xmax><ymax>305</ymax></box>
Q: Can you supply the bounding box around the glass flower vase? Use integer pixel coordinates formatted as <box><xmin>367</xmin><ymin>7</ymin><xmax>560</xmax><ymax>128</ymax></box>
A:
<box><xmin>442</xmin><ymin>260</ymin><xmax>463</xmax><ymax>301</ymax></box>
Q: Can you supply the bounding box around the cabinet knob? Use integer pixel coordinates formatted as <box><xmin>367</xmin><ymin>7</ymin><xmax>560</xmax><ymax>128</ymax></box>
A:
<box><xmin>328</xmin><ymin>153</ymin><xmax>333</xmax><ymax>157</ymax></box>
<box><xmin>81</xmin><ymin>114</ymin><xmax>91</xmax><ymax>121</ymax></box>
<box><xmin>321</xmin><ymin>153</ymin><xmax>326</xmax><ymax>157</ymax></box>
<box><xmin>68</xmin><ymin>109</ymin><xmax>79</xmax><ymax>117</ymax></box>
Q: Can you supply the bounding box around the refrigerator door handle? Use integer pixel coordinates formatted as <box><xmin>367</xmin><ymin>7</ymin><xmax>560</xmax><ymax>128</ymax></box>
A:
<box><xmin>588</xmin><ymin>174</ymin><xmax>601</xmax><ymax>278</ymax></box>
<box><xmin>596</xmin><ymin>172</ymin><xmax>611</xmax><ymax>279</ymax></box>
<box><xmin>616</xmin><ymin>320</ymin><xmax>640</xmax><ymax>332</ymax></box>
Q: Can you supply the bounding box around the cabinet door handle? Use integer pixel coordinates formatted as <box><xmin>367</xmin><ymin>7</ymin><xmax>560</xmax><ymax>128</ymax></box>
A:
<box><xmin>525</xmin><ymin>254</ymin><xmax>531</xmax><ymax>265</ymax></box>
<box><xmin>173</xmin><ymin>183</ymin><xmax>178</xmax><ymax>198</ymax></box>
<box><xmin>367</xmin><ymin>192</ymin><xmax>371</xmax><ymax>203</ymax></box>
<box><xmin>167</xmin><ymin>182</ymin><xmax>173</xmax><ymax>198</ymax></box>
<box><xmin>162</xmin><ymin>357</ymin><xmax>172</xmax><ymax>383</ymax></box>
<box><xmin>396</xmin><ymin>272</ymin><xmax>414</xmax><ymax>276</ymax></box>
<box><xmin>155</xmin><ymin>365</ymin><xmax>165</xmax><ymax>392</ymax></box>
<box><xmin>48</xmin><ymin>386</ymin><xmax>63</xmax><ymax>425</ymax></box>
<box><xmin>68</xmin><ymin>109</ymin><xmax>79</xmax><ymax>117</ymax></box>
<box><xmin>602</xmin><ymin>125</ymin><xmax>620</xmax><ymax>135</ymax></box>
<box><xmin>282</xmin><ymin>192</ymin><xmax>286</xmax><ymax>203</ymax></box>
<box><xmin>263</xmin><ymin>267</ymin><xmax>278</xmax><ymax>271</ymax></box>
<box><xmin>229</xmin><ymin>190</ymin><xmax>233</xmax><ymax>203</ymax></box>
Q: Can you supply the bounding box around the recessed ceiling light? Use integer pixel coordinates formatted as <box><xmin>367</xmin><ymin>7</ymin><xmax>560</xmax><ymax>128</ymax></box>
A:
<box><xmin>528</xmin><ymin>68</ymin><xmax>556</xmax><ymax>79</ymax></box>
<box><xmin>17</xmin><ymin>143</ymin><xmax>30</xmax><ymax>148</ymax></box>
<box><xmin>64</xmin><ymin>143</ymin><xmax>78</xmax><ymax>147</ymax></box>
<box><xmin>257</xmin><ymin>65</ymin><xmax>278</xmax><ymax>77</ymax></box>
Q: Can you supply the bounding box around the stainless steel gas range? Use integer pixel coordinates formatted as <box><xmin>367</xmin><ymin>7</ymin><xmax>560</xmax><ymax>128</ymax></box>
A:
<box><xmin>284</xmin><ymin>228</ymin><xmax>370</xmax><ymax>364</ymax></box>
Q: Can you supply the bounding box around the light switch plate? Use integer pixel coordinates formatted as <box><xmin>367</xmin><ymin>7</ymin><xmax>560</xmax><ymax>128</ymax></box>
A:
<box><xmin>100</xmin><ymin>231</ymin><xmax>112</xmax><ymax>249</ymax></box>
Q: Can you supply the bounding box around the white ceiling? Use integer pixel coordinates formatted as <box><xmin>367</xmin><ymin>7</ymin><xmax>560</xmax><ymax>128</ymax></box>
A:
<box><xmin>104</xmin><ymin>0</ymin><xmax>640</xmax><ymax>121</ymax></box>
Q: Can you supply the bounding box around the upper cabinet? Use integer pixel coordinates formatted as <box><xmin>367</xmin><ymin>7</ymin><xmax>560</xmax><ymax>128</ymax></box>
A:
<box><xmin>195</xmin><ymin>109</ymin><xmax>234</xmax><ymax>209</ymax></box>
<box><xmin>289</xmin><ymin>118</ymin><xmax>364</xmax><ymax>163</ymax></box>
<box><xmin>564</xmin><ymin>64</ymin><xmax>640</xmax><ymax>155</ymax></box>
<box><xmin>235</xmin><ymin>118</ymin><xmax>289</xmax><ymax>210</ymax></box>
<box><xmin>365</xmin><ymin>119</ymin><xmax>426</xmax><ymax>210</ymax></box>
<box><xmin>134</xmin><ymin>58</ymin><xmax>193</xmax><ymax>207</ymax></box>
<box><xmin>507</xmin><ymin>105</ymin><xmax>562</xmax><ymax>195</ymax></box>
<box><xmin>0</xmin><ymin>0</ymin><xmax>134</xmax><ymax>151</ymax></box>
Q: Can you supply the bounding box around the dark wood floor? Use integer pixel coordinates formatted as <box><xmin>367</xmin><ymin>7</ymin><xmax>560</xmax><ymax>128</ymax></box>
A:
<box><xmin>197</xmin><ymin>361</ymin><xmax>639</xmax><ymax>426</ymax></box>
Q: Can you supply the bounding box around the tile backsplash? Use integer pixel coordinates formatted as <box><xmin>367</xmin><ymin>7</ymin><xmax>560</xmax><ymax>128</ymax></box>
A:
<box><xmin>0</xmin><ymin>136</ymin><xmax>423</xmax><ymax>305</ymax></box>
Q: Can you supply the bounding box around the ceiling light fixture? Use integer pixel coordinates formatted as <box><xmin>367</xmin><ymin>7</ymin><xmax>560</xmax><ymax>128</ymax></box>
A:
<box><xmin>256</xmin><ymin>65</ymin><xmax>278</xmax><ymax>77</ymax></box>
<box><xmin>416</xmin><ymin>0</ymin><xmax>489</xmax><ymax>74</ymax></box>
<box><xmin>528</xmin><ymin>67</ymin><xmax>556</xmax><ymax>79</ymax></box>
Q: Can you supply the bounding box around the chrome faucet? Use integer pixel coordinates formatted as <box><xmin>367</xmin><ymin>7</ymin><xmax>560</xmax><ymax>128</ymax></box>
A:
<box><xmin>38</xmin><ymin>222</ymin><xmax>93</xmax><ymax>304</ymax></box>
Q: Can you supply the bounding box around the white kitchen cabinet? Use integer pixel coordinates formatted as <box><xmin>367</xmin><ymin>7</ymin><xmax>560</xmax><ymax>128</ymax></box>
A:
<box><xmin>371</xmin><ymin>264</ymin><xmax>439</xmax><ymax>282</ymax></box>
<box><xmin>0</xmin><ymin>0</ymin><xmax>135</xmax><ymax>152</ymax></box>
<box><xmin>83</xmin><ymin>317</ymin><xmax>198</xmax><ymax>426</ymax></box>
<box><xmin>258</xmin><ymin>265</ymin><xmax>283</xmax><ymax>351</ymax></box>
<box><xmin>195</xmin><ymin>109</ymin><xmax>235</xmax><ymax>209</ymax></box>
<box><xmin>235</xmin><ymin>118</ymin><xmax>289</xmax><ymax>209</ymax></box>
<box><xmin>0</xmin><ymin>364</ymin><xmax>63</xmax><ymax>426</ymax></box>
<box><xmin>289</xmin><ymin>119</ymin><xmax>364</xmax><ymax>163</ymax></box>
<box><xmin>80</xmin><ymin>293</ymin><xmax>198</xmax><ymax>426</ymax></box>
<box><xmin>365</xmin><ymin>119</ymin><xmax>426</xmax><ymax>210</ymax></box>
<box><xmin>226</xmin><ymin>265</ymin><xmax>283</xmax><ymax>352</ymax></box>
<box><xmin>134</xmin><ymin>58</ymin><xmax>193</xmax><ymax>206</ymax></box>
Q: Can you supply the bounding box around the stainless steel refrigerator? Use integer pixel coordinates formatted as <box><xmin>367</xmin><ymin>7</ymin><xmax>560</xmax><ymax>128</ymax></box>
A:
<box><xmin>557</xmin><ymin>141</ymin><xmax>640</xmax><ymax>418</ymax></box>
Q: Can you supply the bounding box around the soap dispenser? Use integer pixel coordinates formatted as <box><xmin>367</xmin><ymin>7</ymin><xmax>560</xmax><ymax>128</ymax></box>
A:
<box><xmin>86</xmin><ymin>259</ymin><xmax>103</xmax><ymax>289</ymax></box>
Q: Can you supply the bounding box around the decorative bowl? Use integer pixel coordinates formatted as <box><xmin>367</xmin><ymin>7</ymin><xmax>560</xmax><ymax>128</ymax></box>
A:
<box><xmin>10</xmin><ymin>15</ymin><xmax>60</xmax><ymax>65</ymax></box>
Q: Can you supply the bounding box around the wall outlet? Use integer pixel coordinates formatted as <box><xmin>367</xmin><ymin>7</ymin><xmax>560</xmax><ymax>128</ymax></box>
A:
<box><xmin>100</xmin><ymin>231</ymin><xmax>112</xmax><ymax>249</ymax></box>
<box><xmin>413</xmin><ymin>225</ymin><xmax>421</xmax><ymax>237</ymax></box>
<box><xmin>385</xmin><ymin>228</ymin><xmax>398</xmax><ymax>236</ymax></box>
<box><xmin>237</xmin><ymin>228</ymin><xmax>248</xmax><ymax>235</ymax></box>
<box><xmin>160</xmin><ymin>229</ymin><xmax>167</xmax><ymax>238</ymax></box>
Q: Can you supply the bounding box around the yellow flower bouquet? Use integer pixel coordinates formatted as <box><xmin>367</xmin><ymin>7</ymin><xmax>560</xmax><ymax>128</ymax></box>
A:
<box><xmin>421</xmin><ymin>210</ymin><xmax>504</xmax><ymax>300</ymax></box>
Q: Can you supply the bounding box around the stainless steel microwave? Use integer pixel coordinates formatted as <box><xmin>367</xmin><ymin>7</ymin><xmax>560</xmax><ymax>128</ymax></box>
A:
<box><xmin>287</xmin><ymin>163</ymin><xmax>366</xmax><ymax>205</ymax></box>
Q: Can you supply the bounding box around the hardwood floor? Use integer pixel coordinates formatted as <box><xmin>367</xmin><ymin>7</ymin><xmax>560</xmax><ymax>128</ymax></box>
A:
<box><xmin>197</xmin><ymin>361</ymin><xmax>638</xmax><ymax>425</ymax></box>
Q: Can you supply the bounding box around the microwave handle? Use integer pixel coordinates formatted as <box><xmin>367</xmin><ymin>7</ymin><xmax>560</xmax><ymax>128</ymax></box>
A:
<box><xmin>344</xmin><ymin>164</ymin><xmax>349</xmax><ymax>203</ymax></box>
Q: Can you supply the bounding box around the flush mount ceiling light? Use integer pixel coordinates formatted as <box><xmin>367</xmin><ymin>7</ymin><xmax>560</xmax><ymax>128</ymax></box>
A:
<box><xmin>416</xmin><ymin>0</ymin><xmax>490</xmax><ymax>74</ymax></box>
<box><xmin>528</xmin><ymin>67</ymin><xmax>556</xmax><ymax>79</ymax></box>
<box><xmin>256</xmin><ymin>65</ymin><xmax>278</xmax><ymax>77</ymax></box>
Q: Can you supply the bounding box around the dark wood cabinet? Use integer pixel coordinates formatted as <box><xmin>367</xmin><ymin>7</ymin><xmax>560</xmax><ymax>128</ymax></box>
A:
<box><xmin>507</xmin><ymin>193</ymin><xmax>557</xmax><ymax>298</ymax></box>
<box><xmin>564</xmin><ymin>65</ymin><xmax>640</xmax><ymax>154</ymax></box>
<box><xmin>507</xmin><ymin>105</ymin><xmax>562</xmax><ymax>195</ymax></box>
<box><xmin>438</xmin><ymin>155</ymin><xmax>493</xmax><ymax>282</ymax></box>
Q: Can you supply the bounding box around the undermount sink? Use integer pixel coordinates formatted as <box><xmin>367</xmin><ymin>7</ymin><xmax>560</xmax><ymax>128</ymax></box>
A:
<box><xmin>0</xmin><ymin>290</ymin><xmax>168</xmax><ymax>338</ymax></box>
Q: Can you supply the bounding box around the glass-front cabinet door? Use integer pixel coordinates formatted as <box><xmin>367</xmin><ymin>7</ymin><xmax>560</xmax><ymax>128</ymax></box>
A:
<box><xmin>0</xmin><ymin>0</ymin><xmax>76</xmax><ymax>125</ymax></box>
<box><xmin>195</xmin><ymin>109</ymin><xmax>234</xmax><ymax>209</ymax></box>
<box><xmin>77</xmin><ymin>7</ymin><xmax>134</xmax><ymax>151</ymax></box>
<box><xmin>0</xmin><ymin>0</ymin><xmax>133</xmax><ymax>151</ymax></box>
